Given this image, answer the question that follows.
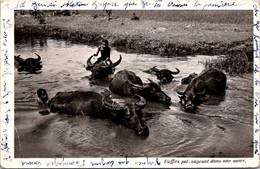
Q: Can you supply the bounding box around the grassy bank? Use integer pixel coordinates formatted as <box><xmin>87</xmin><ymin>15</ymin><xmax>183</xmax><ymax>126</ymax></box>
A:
<box><xmin>15</xmin><ymin>10</ymin><xmax>253</xmax><ymax>74</ymax></box>
<box><xmin>81</xmin><ymin>10</ymin><xmax>252</xmax><ymax>24</ymax></box>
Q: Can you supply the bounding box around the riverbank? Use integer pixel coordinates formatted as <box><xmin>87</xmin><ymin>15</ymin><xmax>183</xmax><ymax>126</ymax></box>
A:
<box><xmin>15</xmin><ymin>12</ymin><xmax>253</xmax><ymax>58</ymax></box>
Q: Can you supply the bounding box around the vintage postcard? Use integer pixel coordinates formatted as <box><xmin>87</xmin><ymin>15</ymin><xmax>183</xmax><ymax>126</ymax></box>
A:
<box><xmin>1</xmin><ymin>0</ymin><xmax>259</xmax><ymax>168</ymax></box>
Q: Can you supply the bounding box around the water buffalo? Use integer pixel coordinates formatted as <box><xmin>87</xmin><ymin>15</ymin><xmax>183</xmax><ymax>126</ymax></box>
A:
<box><xmin>109</xmin><ymin>69</ymin><xmax>171</xmax><ymax>105</ymax></box>
<box><xmin>86</xmin><ymin>55</ymin><xmax>122</xmax><ymax>80</ymax></box>
<box><xmin>144</xmin><ymin>66</ymin><xmax>180</xmax><ymax>84</ymax></box>
<box><xmin>181</xmin><ymin>73</ymin><xmax>198</xmax><ymax>84</ymax></box>
<box><xmin>176</xmin><ymin>68</ymin><xmax>227</xmax><ymax>111</ymax></box>
<box><xmin>37</xmin><ymin>89</ymin><xmax>148</xmax><ymax>135</ymax></box>
<box><xmin>15</xmin><ymin>53</ymin><xmax>42</xmax><ymax>73</ymax></box>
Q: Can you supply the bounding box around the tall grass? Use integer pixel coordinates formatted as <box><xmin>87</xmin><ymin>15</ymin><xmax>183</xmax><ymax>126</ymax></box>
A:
<box><xmin>204</xmin><ymin>50</ymin><xmax>253</xmax><ymax>75</ymax></box>
<box><xmin>80</xmin><ymin>10</ymin><xmax>252</xmax><ymax>24</ymax></box>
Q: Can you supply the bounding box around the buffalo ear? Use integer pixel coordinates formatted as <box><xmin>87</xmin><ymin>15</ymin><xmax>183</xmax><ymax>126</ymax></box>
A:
<box><xmin>195</xmin><ymin>81</ymin><xmax>206</xmax><ymax>96</ymax></box>
<box><xmin>196</xmin><ymin>89</ymin><xmax>206</xmax><ymax>96</ymax></box>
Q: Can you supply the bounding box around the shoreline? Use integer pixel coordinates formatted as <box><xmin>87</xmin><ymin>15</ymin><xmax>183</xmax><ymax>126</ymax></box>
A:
<box><xmin>15</xmin><ymin>14</ymin><xmax>253</xmax><ymax>57</ymax></box>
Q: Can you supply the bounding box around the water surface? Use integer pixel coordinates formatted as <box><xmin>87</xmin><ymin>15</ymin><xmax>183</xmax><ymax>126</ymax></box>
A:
<box><xmin>15</xmin><ymin>36</ymin><xmax>253</xmax><ymax>158</ymax></box>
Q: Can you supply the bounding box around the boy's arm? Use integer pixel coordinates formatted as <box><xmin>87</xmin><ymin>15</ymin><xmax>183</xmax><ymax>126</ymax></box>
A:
<box><xmin>93</xmin><ymin>46</ymin><xmax>101</xmax><ymax>56</ymax></box>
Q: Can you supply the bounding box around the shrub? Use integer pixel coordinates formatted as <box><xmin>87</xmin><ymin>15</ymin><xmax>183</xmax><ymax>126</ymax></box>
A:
<box><xmin>204</xmin><ymin>50</ymin><xmax>253</xmax><ymax>75</ymax></box>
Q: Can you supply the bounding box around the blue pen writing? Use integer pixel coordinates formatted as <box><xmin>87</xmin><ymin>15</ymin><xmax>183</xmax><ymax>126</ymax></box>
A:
<box><xmin>167</xmin><ymin>2</ymin><xmax>188</xmax><ymax>8</ymax></box>
<box><xmin>2</xmin><ymin>155</ymin><xmax>12</xmax><ymax>162</ymax></box>
<box><xmin>60</xmin><ymin>0</ymin><xmax>88</xmax><ymax>8</ymax></box>
<box><xmin>118</xmin><ymin>156</ymin><xmax>129</xmax><ymax>165</ymax></box>
<box><xmin>254</xmin><ymin>140</ymin><xmax>259</xmax><ymax>154</ymax></box>
<box><xmin>254</xmin><ymin>5</ymin><xmax>259</xmax><ymax>17</ymax></box>
<box><xmin>2</xmin><ymin>91</ymin><xmax>12</xmax><ymax>99</ymax></box>
<box><xmin>194</xmin><ymin>1</ymin><xmax>201</xmax><ymax>7</ymax></box>
<box><xmin>254</xmin><ymin>64</ymin><xmax>259</xmax><ymax>73</ymax></box>
<box><xmin>254</xmin><ymin>21</ymin><xmax>260</xmax><ymax>31</ymax></box>
<box><xmin>4</xmin><ymin>50</ymin><xmax>10</xmax><ymax>65</ymax></box>
<box><xmin>154</xmin><ymin>0</ymin><xmax>161</xmax><ymax>8</ymax></box>
<box><xmin>135</xmin><ymin>157</ymin><xmax>161</xmax><ymax>166</ymax></box>
<box><xmin>124</xmin><ymin>2</ymin><xmax>137</xmax><ymax>10</ymax></box>
<box><xmin>202</xmin><ymin>1</ymin><xmax>242</xmax><ymax>10</ymax></box>
<box><xmin>16</xmin><ymin>1</ymin><xmax>26</xmax><ymax>8</ymax></box>
<box><xmin>32</xmin><ymin>1</ymin><xmax>57</xmax><ymax>10</ymax></box>
<box><xmin>4</xmin><ymin>109</ymin><xmax>10</xmax><ymax>124</ymax></box>
<box><xmin>255</xmin><ymin>113</ymin><xmax>259</xmax><ymax>124</ymax></box>
<box><xmin>142</xmin><ymin>0</ymin><xmax>151</xmax><ymax>8</ymax></box>
<box><xmin>2</xmin><ymin>68</ymin><xmax>11</xmax><ymax>78</ymax></box>
<box><xmin>254</xmin><ymin>34</ymin><xmax>259</xmax><ymax>58</ymax></box>
<box><xmin>256</xmin><ymin>78</ymin><xmax>259</xmax><ymax>86</ymax></box>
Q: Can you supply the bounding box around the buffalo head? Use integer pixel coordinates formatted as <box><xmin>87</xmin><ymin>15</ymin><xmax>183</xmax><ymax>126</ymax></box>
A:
<box><xmin>103</xmin><ymin>94</ymin><xmax>149</xmax><ymax>135</ymax></box>
<box><xmin>144</xmin><ymin>66</ymin><xmax>180</xmax><ymax>84</ymax></box>
<box><xmin>176</xmin><ymin>68</ymin><xmax>227</xmax><ymax>111</ymax></box>
<box><xmin>86</xmin><ymin>55</ymin><xmax>122</xmax><ymax>79</ymax></box>
<box><xmin>176</xmin><ymin>81</ymin><xmax>206</xmax><ymax>111</ymax></box>
<box><xmin>14</xmin><ymin>53</ymin><xmax>42</xmax><ymax>73</ymax></box>
<box><xmin>133</xmin><ymin>79</ymin><xmax>171</xmax><ymax>105</ymax></box>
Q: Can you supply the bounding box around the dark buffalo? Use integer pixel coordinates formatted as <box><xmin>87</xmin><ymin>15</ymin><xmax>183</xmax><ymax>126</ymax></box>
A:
<box><xmin>144</xmin><ymin>66</ymin><xmax>180</xmax><ymax>84</ymax></box>
<box><xmin>37</xmin><ymin>89</ymin><xmax>148</xmax><ymax>135</ymax></box>
<box><xmin>109</xmin><ymin>69</ymin><xmax>171</xmax><ymax>105</ymax></box>
<box><xmin>15</xmin><ymin>53</ymin><xmax>42</xmax><ymax>73</ymax></box>
<box><xmin>86</xmin><ymin>55</ymin><xmax>122</xmax><ymax>80</ymax></box>
<box><xmin>176</xmin><ymin>68</ymin><xmax>227</xmax><ymax>111</ymax></box>
<box><xmin>181</xmin><ymin>73</ymin><xmax>198</xmax><ymax>84</ymax></box>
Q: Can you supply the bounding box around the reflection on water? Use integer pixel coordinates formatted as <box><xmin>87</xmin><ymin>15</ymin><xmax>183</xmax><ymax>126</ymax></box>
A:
<box><xmin>15</xmin><ymin>36</ymin><xmax>253</xmax><ymax>158</ymax></box>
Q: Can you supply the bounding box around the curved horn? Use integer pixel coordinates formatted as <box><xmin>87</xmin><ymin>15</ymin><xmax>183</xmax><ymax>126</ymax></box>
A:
<box><xmin>34</xmin><ymin>53</ymin><xmax>41</xmax><ymax>61</ymax></box>
<box><xmin>102</xmin><ymin>98</ymin><xmax>125</xmax><ymax>112</ymax></box>
<box><xmin>176</xmin><ymin>91</ymin><xmax>185</xmax><ymax>95</ymax></box>
<box><xmin>87</xmin><ymin>55</ymin><xmax>95</xmax><ymax>68</ymax></box>
<box><xmin>132</xmin><ymin>83</ymin><xmax>145</xmax><ymax>90</ymax></box>
<box><xmin>101</xmin><ymin>55</ymin><xmax>122</xmax><ymax>69</ymax></box>
<box><xmin>134</xmin><ymin>94</ymin><xmax>146</xmax><ymax>108</ymax></box>
<box><xmin>15</xmin><ymin>55</ymin><xmax>23</xmax><ymax>61</ymax></box>
<box><xmin>152</xmin><ymin>66</ymin><xmax>159</xmax><ymax>72</ymax></box>
<box><xmin>148</xmin><ymin>78</ymin><xmax>160</xmax><ymax>88</ymax></box>
<box><xmin>170</xmin><ymin>68</ymin><xmax>180</xmax><ymax>75</ymax></box>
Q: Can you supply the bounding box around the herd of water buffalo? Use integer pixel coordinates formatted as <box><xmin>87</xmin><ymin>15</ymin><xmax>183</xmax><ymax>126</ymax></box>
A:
<box><xmin>15</xmin><ymin>53</ymin><xmax>227</xmax><ymax>135</ymax></box>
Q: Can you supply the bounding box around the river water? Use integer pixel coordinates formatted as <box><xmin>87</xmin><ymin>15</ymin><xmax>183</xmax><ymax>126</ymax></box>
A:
<box><xmin>14</xmin><ymin>36</ymin><xmax>253</xmax><ymax>158</ymax></box>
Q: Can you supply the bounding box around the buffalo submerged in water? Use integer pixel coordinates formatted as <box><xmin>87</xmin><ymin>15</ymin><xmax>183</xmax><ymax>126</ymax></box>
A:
<box><xmin>86</xmin><ymin>55</ymin><xmax>122</xmax><ymax>80</ymax></box>
<box><xmin>175</xmin><ymin>68</ymin><xmax>227</xmax><ymax>111</ymax></box>
<box><xmin>144</xmin><ymin>66</ymin><xmax>180</xmax><ymax>84</ymax></box>
<box><xmin>109</xmin><ymin>69</ymin><xmax>171</xmax><ymax>105</ymax></box>
<box><xmin>14</xmin><ymin>53</ymin><xmax>42</xmax><ymax>73</ymax></box>
<box><xmin>37</xmin><ymin>89</ymin><xmax>149</xmax><ymax>135</ymax></box>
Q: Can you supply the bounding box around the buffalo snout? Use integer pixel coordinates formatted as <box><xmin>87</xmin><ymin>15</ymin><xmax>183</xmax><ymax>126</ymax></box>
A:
<box><xmin>136</xmin><ymin>125</ymin><xmax>149</xmax><ymax>135</ymax></box>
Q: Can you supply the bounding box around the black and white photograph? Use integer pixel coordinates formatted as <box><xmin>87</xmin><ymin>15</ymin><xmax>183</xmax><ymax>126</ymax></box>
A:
<box><xmin>14</xmin><ymin>9</ymin><xmax>254</xmax><ymax>157</ymax></box>
<box><xmin>1</xmin><ymin>0</ymin><xmax>259</xmax><ymax>167</ymax></box>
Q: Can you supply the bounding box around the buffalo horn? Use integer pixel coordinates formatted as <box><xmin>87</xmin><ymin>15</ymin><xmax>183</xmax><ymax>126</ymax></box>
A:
<box><xmin>87</xmin><ymin>55</ymin><xmax>95</xmax><ymax>68</ymax></box>
<box><xmin>148</xmin><ymin>78</ymin><xmax>160</xmax><ymax>88</ymax></box>
<box><xmin>152</xmin><ymin>66</ymin><xmax>159</xmax><ymax>72</ymax></box>
<box><xmin>101</xmin><ymin>55</ymin><xmax>122</xmax><ymax>69</ymax></box>
<box><xmin>176</xmin><ymin>91</ymin><xmax>185</xmax><ymax>95</ymax></box>
<box><xmin>102</xmin><ymin>98</ymin><xmax>125</xmax><ymax>112</ymax></box>
<box><xmin>132</xmin><ymin>83</ymin><xmax>144</xmax><ymax>90</ymax></box>
<box><xmin>34</xmin><ymin>53</ymin><xmax>41</xmax><ymax>61</ymax></box>
<box><xmin>135</xmin><ymin>94</ymin><xmax>146</xmax><ymax>108</ymax></box>
<box><xmin>170</xmin><ymin>68</ymin><xmax>180</xmax><ymax>75</ymax></box>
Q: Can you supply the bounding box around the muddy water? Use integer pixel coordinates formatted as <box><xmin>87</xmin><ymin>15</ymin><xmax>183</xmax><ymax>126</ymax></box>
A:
<box><xmin>15</xmin><ymin>36</ymin><xmax>253</xmax><ymax>158</ymax></box>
